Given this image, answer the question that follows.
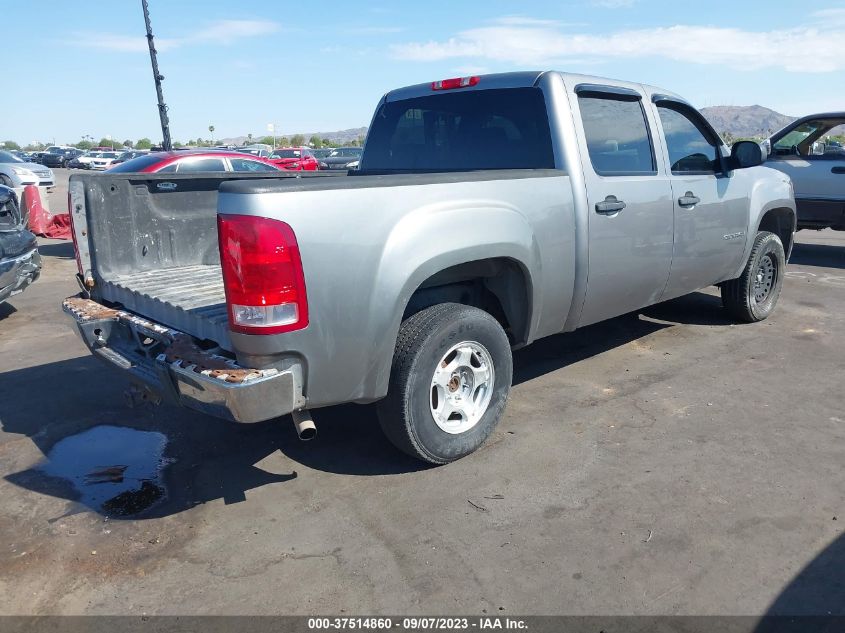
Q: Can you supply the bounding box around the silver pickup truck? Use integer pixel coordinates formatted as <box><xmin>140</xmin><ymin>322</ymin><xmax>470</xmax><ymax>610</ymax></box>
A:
<box><xmin>64</xmin><ymin>71</ymin><xmax>796</xmax><ymax>464</ymax></box>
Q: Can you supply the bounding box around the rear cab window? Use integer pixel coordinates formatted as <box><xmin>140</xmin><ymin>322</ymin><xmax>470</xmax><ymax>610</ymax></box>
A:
<box><xmin>362</xmin><ymin>88</ymin><xmax>555</xmax><ymax>171</ymax></box>
<box><xmin>576</xmin><ymin>90</ymin><xmax>656</xmax><ymax>176</ymax></box>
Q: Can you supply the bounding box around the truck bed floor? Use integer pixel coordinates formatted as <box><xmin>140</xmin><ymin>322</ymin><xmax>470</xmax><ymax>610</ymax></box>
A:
<box><xmin>100</xmin><ymin>265</ymin><xmax>231</xmax><ymax>348</ymax></box>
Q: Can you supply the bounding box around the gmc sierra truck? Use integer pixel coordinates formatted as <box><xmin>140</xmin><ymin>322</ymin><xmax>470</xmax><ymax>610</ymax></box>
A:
<box><xmin>63</xmin><ymin>71</ymin><xmax>796</xmax><ymax>464</ymax></box>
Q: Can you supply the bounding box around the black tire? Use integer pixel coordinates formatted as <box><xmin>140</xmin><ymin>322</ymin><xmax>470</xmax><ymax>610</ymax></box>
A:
<box><xmin>721</xmin><ymin>230</ymin><xmax>785</xmax><ymax>322</ymax></box>
<box><xmin>377</xmin><ymin>303</ymin><xmax>512</xmax><ymax>464</ymax></box>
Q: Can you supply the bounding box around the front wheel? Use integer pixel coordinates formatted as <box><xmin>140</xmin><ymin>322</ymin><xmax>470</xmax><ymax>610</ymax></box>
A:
<box><xmin>377</xmin><ymin>303</ymin><xmax>512</xmax><ymax>464</ymax></box>
<box><xmin>721</xmin><ymin>230</ymin><xmax>785</xmax><ymax>322</ymax></box>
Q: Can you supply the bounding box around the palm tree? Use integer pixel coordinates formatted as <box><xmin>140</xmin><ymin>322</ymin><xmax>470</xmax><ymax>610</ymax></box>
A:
<box><xmin>208</xmin><ymin>125</ymin><xmax>215</xmax><ymax>146</ymax></box>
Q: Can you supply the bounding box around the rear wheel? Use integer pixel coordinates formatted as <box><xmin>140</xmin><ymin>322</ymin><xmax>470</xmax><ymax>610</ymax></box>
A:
<box><xmin>721</xmin><ymin>230</ymin><xmax>785</xmax><ymax>322</ymax></box>
<box><xmin>377</xmin><ymin>303</ymin><xmax>512</xmax><ymax>464</ymax></box>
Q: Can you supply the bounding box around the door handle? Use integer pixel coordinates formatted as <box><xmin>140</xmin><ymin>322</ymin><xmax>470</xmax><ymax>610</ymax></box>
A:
<box><xmin>832</xmin><ymin>166</ymin><xmax>845</xmax><ymax>174</ymax></box>
<box><xmin>595</xmin><ymin>195</ymin><xmax>626</xmax><ymax>214</ymax></box>
<box><xmin>678</xmin><ymin>191</ymin><xmax>700</xmax><ymax>207</ymax></box>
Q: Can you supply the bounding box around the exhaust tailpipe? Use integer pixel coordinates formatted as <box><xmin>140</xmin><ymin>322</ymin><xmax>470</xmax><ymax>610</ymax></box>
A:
<box><xmin>292</xmin><ymin>410</ymin><xmax>317</xmax><ymax>441</ymax></box>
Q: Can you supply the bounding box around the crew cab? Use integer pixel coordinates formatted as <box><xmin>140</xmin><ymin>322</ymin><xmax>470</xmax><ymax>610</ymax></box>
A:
<box><xmin>765</xmin><ymin>112</ymin><xmax>845</xmax><ymax>230</ymax></box>
<box><xmin>63</xmin><ymin>71</ymin><xmax>795</xmax><ymax>464</ymax></box>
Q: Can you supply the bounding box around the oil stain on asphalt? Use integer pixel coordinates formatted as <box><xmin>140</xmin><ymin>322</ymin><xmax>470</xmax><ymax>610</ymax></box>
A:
<box><xmin>36</xmin><ymin>425</ymin><xmax>170</xmax><ymax>516</ymax></box>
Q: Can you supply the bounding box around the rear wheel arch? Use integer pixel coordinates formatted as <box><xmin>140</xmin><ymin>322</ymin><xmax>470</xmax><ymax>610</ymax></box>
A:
<box><xmin>401</xmin><ymin>257</ymin><xmax>534</xmax><ymax>348</ymax></box>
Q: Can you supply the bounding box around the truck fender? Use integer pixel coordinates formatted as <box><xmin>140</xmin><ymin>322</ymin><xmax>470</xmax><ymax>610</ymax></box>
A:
<box><xmin>730</xmin><ymin>172</ymin><xmax>796</xmax><ymax>280</ymax></box>
<box><xmin>362</xmin><ymin>200</ymin><xmax>541</xmax><ymax>400</ymax></box>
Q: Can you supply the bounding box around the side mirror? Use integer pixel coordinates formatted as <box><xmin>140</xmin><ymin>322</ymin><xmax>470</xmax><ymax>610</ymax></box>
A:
<box><xmin>0</xmin><ymin>185</ymin><xmax>13</xmax><ymax>206</ymax></box>
<box><xmin>811</xmin><ymin>142</ymin><xmax>826</xmax><ymax>156</ymax></box>
<box><xmin>730</xmin><ymin>140</ymin><xmax>764</xmax><ymax>169</ymax></box>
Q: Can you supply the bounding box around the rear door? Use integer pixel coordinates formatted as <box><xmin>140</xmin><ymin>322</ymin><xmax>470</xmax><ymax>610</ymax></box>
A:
<box><xmin>568</xmin><ymin>84</ymin><xmax>674</xmax><ymax>327</ymax></box>
<box><xmin>651</xmin><ymin>99</ymin><xmax>749</xmax><ymax>298</ymax></box>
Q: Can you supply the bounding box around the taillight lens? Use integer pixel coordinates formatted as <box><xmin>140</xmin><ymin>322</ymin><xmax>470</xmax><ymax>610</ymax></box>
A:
<box><xmin>431</xmin><ymin>76</ymin><xmax>479</xmax><ymax>90</ymax></box>
<box><xmin>217</xmin><ymin>214</ymin><xmax>309</xmax><ymax>335</ymax></box>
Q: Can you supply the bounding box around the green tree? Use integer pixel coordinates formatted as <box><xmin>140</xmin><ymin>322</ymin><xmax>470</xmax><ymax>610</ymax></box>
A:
<box><xmin>75</xmin><ymin>140</ymin><xmax>93</xmax><ymax>150</ymax></box>
<box><xmin>259</xmin><ymin>136</ymin><xmax>275</xmax><ymax>146</ymax></box>
<box><xmin>122</xmin><ymin>139</ymin><xmax>134</xmax><ymax>148</ymax></box>
<box><xmin>135</xmin><ymin>138</ymin><xmax>153</xmax><ymax>149</ymax></box>
<box><xmin>279</xmin><ymin>136</ymin><xmax>290</xmax><ymax>147</ymax></box>
<box><xmin>172</xmin><ymin>140</ymin><xmax>184</xmax><ymax>148</ymax></box>
<box><xmin>309</xmin><ymin>135</ymin><xmax>322</xmax><ymax>148</ymax></box>
<box><xmin>2</xmin><ymin>140</ymin><xmax>21</xmax><ymax>150</ymax></box>
<box><xmin>98</xmin><ymin>137</ymin><xmax>115</xmax><ymax>149</ymax></box>
<box><xmin>290</xmin><ymin>134</ymin><xmax>305</xmax><ymax>147</ymax></box>
<box><xmin>247</xmin><ymin>133</ymin><xmax>253</xmax><ymax>144</ymax></box>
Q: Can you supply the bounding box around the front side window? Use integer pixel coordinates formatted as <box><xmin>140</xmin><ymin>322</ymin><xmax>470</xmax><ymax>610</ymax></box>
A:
<box><xmin>657</xmin><ymin>104</ymin><xmax>719</xmax><ymax>174</ymax></box>
<box><xmin>578</xmin><ymin>94</ymin><xmax>656</xmax><ymax>176</ymax></box>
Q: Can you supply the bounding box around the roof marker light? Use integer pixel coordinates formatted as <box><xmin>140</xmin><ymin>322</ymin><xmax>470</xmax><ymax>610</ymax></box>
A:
<box><xmin>431</xmin><ymin>76</ymin><xmax>480</xmax><ymax>91</ymax></box>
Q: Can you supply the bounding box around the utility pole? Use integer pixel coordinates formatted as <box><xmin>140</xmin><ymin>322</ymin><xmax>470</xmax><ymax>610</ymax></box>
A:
<box><xmin>141</xmin><ymin>0</ymin><xmax>172</xmax><ymax>151</ymax></box>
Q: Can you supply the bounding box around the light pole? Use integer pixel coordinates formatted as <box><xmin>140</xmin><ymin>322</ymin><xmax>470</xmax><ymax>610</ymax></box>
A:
<box><xmin>267</xmin><ymin>122</ymin><xmax>276</xmax><ymax>149</ymax></box>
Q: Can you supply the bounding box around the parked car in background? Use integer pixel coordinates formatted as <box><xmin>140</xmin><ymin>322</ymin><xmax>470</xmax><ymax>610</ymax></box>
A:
<box><xmin>88</xmin><ymin>151</ymin><xmax>124</xmax><ymax>171</ymax></box>
<box><xmin>321</xmin><ymin>146</ymin><xmax>363</xmax><ymax>170</ymax></box>
<box><xmin>311</xmin><ymin>148</ymin><xmax>332</xmax><ymax>170</ymax></box>
<box><xmin>106</xmin><ymin>150</ymin><xmax>283</xmax><ymax>174</ymax></box>
<box><xmin>109</xmin><ymin>150</ymin><xmax>150</xmax><ymax>167</ymax></box>
<box><xmin>0</xmin><ymin>186</ymin><xmax>41</xmax><ymax>304</ymax></box>
<box><xmin>65</xmin><ymin>71</ymin><xmax>795</xmax><ymax>464</ymax></box>
<box><xmin>41</xmin><ymin>147</ymin><xmax>83</xmax><ymax>168</ymax></box>
<box><xmin>765</xmin><ymin>112</ymin><xmax>845</xmax><ymax>230</ymax></box>
<box><xmin>29</xmin><ymin>151</ymin><xmax>46</xmax><ymax>164</ymax></box>
<box><xmin>68</xmin><ymin>151</ymin><xmax>103</xmax><ymax>169</ymax></box>
<box><xmin>237</xmin><ymin>147</ymin><xmax>273</xmax><ymax>158</ymax></box>
<box><xmin>10</xmin><ymin>150</ymin><xmax>34</xmax><ymax>162</ymax></box>
<box><xmin>268</xmin><ymin>147</ymin><xmax>320</xmax><ymax>171</ymax></box>
<box><xmin>0</xmin><ymin>150</ymin><xmax>54</xmax><ymax>187</ymax></box>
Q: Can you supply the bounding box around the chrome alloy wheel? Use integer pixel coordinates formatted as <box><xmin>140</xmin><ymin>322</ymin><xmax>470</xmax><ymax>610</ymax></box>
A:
<box><xmin>429</xmin><ymin>341</ymin><xmax>495</xmax><ymax>434</ymax></box>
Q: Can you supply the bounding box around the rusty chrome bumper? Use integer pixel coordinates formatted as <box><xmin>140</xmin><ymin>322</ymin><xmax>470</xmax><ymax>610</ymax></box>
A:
<box><xmin>62</xmin><ymin>296</ymin><xmax>305</xmax><ymax>423</ymax></box>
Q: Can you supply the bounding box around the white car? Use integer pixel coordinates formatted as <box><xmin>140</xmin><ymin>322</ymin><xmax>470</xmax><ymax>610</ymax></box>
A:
<box><xmin>0</xmin><ymin>150</ymin><xmax>54</xmax><ymax>188</ymax></box>
<box><xmin>89</xmin><ymin>151</ymin><xmax>123</xmax><ymax>171</ymax></box>
<box><xmin>73</xmin><ymin>151</ymin><xmax>107</xmax><ymax>169</ymax></box>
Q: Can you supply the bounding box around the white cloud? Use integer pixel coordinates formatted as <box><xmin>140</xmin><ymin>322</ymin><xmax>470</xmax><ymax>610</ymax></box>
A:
<box><xmin>345</xmin><ymin>26</ymin><xmax>406</xmax><ymax>35</ymax></box>
<box><xmin>74</xmin><ymin>19</ymin><xmax>280</xmax><ymax>53</ymax></box>
<box><xmin>391</xmin><ymin>19</ymin><xmax>845</xmax><ymax>73</ymax></box>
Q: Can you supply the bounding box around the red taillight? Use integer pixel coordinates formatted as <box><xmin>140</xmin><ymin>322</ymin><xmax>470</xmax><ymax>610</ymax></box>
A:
<box><xmin>431</xmin><ymin>76</ymin><xmax>480</xmax><ymax>91</ymax></box>
<box><xmin>217</xmin><ymin>214</ymin><xmax>309</xmax><ymax>335</ymax></box>
<box><xmin>67</xmin><ymin>192</ymin><xmax>83</xmax><ymax>276</ymax></box>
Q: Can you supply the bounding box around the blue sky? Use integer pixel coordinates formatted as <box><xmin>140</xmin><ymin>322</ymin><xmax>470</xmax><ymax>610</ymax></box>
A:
<box><xmin>4</xmin><ymin>0</ymin><xmax>844</xmax><ymax>145</ymax></box>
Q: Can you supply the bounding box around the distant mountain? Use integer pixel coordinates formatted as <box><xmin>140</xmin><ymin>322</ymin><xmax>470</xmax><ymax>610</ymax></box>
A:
<box><xmin>219</xmin><ymin>127</ymin><xmax>368</xmax><ymax>146</ymax></box>
<box><xmin>699</xmin><ymin>105</ymin><xmax>795</xmax><ymax>139</ymax></box>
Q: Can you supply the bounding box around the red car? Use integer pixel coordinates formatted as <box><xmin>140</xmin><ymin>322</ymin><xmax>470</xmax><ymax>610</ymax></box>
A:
<box><xmin>268</xmin><ymin>147</ymin><xmax>319</xmax><ymax>171</ymax></box>
<box><xmin>106</xmin><ymin>150</ymin><xmax>282</xmax><ymax>174</ymax></box>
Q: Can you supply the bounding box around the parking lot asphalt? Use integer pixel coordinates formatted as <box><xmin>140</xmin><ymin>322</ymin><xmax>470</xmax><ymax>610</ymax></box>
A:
<box><xmin>0</xmin><ymin>169</ymin><xmax>842</xmax><ymax>615</ymax></box>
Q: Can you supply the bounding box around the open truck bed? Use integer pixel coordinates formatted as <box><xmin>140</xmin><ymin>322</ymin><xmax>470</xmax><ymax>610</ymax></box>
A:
<box><xmin>69</xmin><ymin>171</ymin><xmax>342</xmax><ymax>351</ymax></box>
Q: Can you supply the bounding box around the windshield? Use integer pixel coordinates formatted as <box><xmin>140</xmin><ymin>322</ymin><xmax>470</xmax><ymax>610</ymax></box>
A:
<box><xmin>0</xmin><ymin>150</ymin><xmax>24</xmax><ymax>163</ymax></box>
<box><xmin>362</xmin><ymin>88</ymin><xmax>554</xmax><ymax>171</ymax></box>
<box><xmin>328</xmin><ymin>148</ymin><xmax>361</xmax><ymax>158</ymax></box>
<box><xmin>101</xmin><ymin>152</ymin><xmax>120</xmax><ymax>158</ymax></box>
<box><xmin>271</xmin><ymin>150</ymin><xmax>301</xmax><ymax>158</ymax></box>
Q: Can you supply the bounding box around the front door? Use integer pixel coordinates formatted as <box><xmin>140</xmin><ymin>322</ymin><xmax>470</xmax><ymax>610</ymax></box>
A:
<box><xmin>569</xmin><ymin>85</ymin><xmax>675</xmax><ymax>327</ymax></box>
<box><xmin>652</xmin><ymin>101</ymin><xmax>749</xmax><ymax>299</ymax></box>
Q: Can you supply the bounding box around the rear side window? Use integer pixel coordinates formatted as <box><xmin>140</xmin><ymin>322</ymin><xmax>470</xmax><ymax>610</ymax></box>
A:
<box><xmin>657</xmin><ymin>104</ymin><xmax>719</xmax><ymax>174</ymax></box>
<box><xmin>175</xmin><ymin>158</ymin><xmax>227</xmax><ymax>173</ymax></box>
<box><xmin>230</xmin><ymin>158</ymin><xmax>278</xmax><ymax>172</ymax></box>
<box><xmin>363</xmin><ymin>88</ymin><xmax>554</xmax><ymax>171</ymax></box>
<box><xmin>578</xmin><ymin>95</ymin><xmax>656</xmax><ymax>176</ymax></box>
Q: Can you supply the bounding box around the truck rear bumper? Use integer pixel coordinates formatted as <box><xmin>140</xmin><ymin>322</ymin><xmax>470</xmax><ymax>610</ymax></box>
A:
<box><xmin>62</xmin><ymin>296</ymin><xmax>305</xmax><ymax>423</ymax></box>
